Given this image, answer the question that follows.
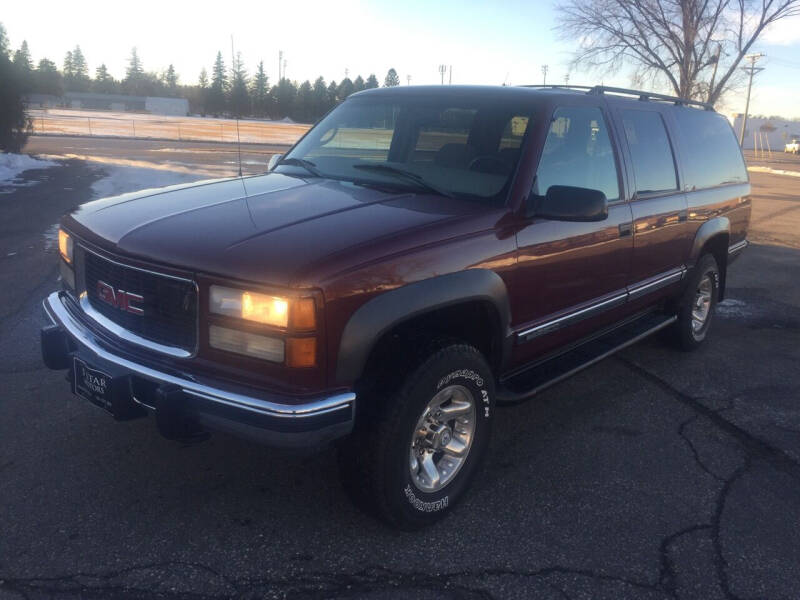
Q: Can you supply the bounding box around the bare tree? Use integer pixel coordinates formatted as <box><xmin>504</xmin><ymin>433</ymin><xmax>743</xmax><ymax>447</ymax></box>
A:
<box><xmin>557</xmin><ymin>0</ymin><xmax>800</xmax><ymax>105</ymax></box>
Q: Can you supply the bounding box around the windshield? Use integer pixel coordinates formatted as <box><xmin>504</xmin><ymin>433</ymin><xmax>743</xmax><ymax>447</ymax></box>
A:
<box><xmin>277</xmin><ymin>96</ymin><xmax>533</xmax><ymax>205</ymax></box>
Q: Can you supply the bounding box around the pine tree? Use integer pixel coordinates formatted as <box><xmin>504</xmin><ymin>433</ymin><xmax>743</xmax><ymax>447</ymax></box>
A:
<box><xmin>197</xmin><ymin>68</ymin><xmax>210</xmax><ymax>116</ymax></box>
<box><xmin>35</xmin><ymin>58</ymin><xmax>63</xmax><ymax>95</ymax></box>
<box><xmin>13</xmin><ymin>40</ymin><xmax>33</xmax><ymax>72</ymax></box>
<box><xmin>353</xmin><ymin>75</ymin><xmax>365</xmax><ymax>92</ymax></box>
<box><xmin>93</xmin><ymin>63</ymin><xmax>116</xmax><ymax>94</ymax></box>
<box><xmin>208</xmin><ymin>51</ymin><xmax>228</xmax><ymax>115</ymax></box>
<box><xmin>163</xmin><ymin>64</ymin><xmax>178</xmax><ymax>92</ymax></box>
<box><xmin>229</xmin><ymin>51</ymin><xmax>249</xmax><ymax>117</ymax></box>
<box><xmin>251</xmin><ymin>61</ymin><xmax>269</xmax><ymax>117</ymax></box>
<box><xmin>327</xmin><ymin>79</ymin><xmax>339</xmax><ymax>107</ymax></box>
<box><xmin>295</xmin><ymin>80</ymin><xmax>313</xmax><ymax>122</ymax></box>
<box><xmin>63</xmin><ymin>51</ymin><xmax>74</xmax><ymax>79</ymax></box>
<box><xmin>0</xmin><ymin>23</ymin><xmax>29</xmax><ymax>152</ymax></box>
<box><xmin>384</xmin><ymin>68</ymin><xmax>400</xmax><ymax>87</ymax></box>
<box><xmin>312</xmin><ymin>76</ymin><xmax>328</xmax><ymax>120</ymax></box>
<box><xmin>123</xmin><ymin>47</ymin><xmax>145</xmax><ymax>95</ymax></box>
<box><xmin>365</xmin><ymin>74</ymin><xmax>379</xmax><ymax>89</ymax></box>
<box><xmin>270</xmin><ymin>78</ymin><xmax>297</xmax><ymax>119</ymax></box>
<box><xmin>338</xmin><ymin>77</ymin><xmax>355</xmax><ymax>100</ymax></box>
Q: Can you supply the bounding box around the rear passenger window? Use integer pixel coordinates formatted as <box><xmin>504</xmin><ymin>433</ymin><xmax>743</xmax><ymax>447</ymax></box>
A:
<box><xmin>535</xmin><ymin>106</ymin><xmax>619</xmax><ymax>201</ymax></box>
<box><xmin>673</xmin><ymin>109</ymin><xmax>748</xmax><ymax>190</ymax></box>
<box><xmin>620</xmin><ymin>110</ymin><xmax>678</xmax><ymax>195</ymax></box>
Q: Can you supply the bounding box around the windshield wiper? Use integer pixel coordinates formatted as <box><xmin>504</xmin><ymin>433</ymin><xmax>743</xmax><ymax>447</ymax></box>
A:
<box><xmin>352</xmin><ymin>163</ymin><xmax>454</xmax><ymax>198</ymax></box>
<box><xmin>277</xmin><ymin>157</ymin><xmax>322</xmax><ymax>177</ymax></box>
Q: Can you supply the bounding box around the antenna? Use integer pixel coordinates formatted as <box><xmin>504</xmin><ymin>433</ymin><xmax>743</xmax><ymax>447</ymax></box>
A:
<box><xmin>231</xmin><ymin>34</ymin><xmax>243</xmax><ymax>177</ymax></box>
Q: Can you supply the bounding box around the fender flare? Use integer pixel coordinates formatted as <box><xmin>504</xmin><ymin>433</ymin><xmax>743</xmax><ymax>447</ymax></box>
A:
<box><xmin>688</xmin><ymin>217</ymin><xmax>730</xmax><ymax>267</ymax></box>
<box><xmin>335</xmin><ymin>269</ymin><xmax>511</xmax><ymax>384</ymax></box>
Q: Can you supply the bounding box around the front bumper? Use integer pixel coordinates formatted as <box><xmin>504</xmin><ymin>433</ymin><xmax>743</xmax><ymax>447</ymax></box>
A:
<box><xmin>41</xmin><ymin>291</ymin><xmax>355</xmax><ymax>448</ymax></box>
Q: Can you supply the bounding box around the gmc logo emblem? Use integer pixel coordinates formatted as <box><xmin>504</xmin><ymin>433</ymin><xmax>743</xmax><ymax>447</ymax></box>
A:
<box><xmin>96</xmin><ymin>280</ymin><xmax>144</xmax><ymax>315</ymax></box>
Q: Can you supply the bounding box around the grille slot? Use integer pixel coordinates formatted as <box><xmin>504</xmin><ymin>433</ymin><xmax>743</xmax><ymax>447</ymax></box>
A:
<box><xmin>82</xmin><ymin>250</ymin><xmax>197</xmax><ymax>354</ymax></box>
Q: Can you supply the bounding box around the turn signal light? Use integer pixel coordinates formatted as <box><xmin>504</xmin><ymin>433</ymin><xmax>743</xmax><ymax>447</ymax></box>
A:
<box><xmin>287</xmin><ymin>337</ymin><xmax>316</xmax><ymax>368</ymax></box>
<box><xmin>293</xmin><ymin>298</ymin><xmax>316</xmax><ymax>330</ymax></box>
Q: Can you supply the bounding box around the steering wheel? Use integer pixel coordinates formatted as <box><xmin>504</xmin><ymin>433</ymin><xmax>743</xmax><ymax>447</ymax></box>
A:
<box><xmin>467</xmin><ymin>155</ymin><xmax>508</xmax><ymax>173</ymax></box>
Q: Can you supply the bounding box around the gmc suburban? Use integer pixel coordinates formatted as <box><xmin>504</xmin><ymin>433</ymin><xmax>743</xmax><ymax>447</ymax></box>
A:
<box><xmin>42</xmin><ymin>85</ymin><xmax>750</xmax><ymax>529</ymax></box>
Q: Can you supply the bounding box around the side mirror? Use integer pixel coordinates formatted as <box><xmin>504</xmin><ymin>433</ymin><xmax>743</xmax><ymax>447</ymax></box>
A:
<box><xmin>534</xmin><ymin>185</ymin><xmax>608</xmax><ymax>222</ymax></box>
<box><xmin>267</xmin><ymin>154</ymin><xmax>283</xmax><ymax>172</ymax></box>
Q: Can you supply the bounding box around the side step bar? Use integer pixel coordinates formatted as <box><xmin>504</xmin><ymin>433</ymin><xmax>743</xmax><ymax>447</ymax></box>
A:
<box><xmin>496</xmin><ymin>313</ymin><xmax>677</xmax><ymax>404</ymax></box>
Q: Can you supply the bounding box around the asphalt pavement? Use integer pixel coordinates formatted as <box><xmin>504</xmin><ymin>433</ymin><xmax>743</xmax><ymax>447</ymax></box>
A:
<box><xmin>1</xmin><ymin>154</ymin><xmax>799</xmax><ymax>599</ymax></box>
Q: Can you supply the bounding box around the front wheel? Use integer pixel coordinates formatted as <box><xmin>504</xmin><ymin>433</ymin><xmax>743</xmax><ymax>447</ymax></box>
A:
<box><xmin>672</xmin><ymin>253</ymin><xmax>720</xmax><ymax>351</ymax></box>
<box><xmin>338</xmin><ymin>342</ymin><xmax>494</xmax><ymax>529</ymax></box>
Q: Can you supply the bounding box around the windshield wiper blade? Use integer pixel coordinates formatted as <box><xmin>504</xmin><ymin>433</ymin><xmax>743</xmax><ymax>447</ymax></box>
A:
<box><xmin>352</xmin><ymin>163</ymin><xmax>454</xmax><ymax>198</ymax></box>
<box><xmin>277</xmin><ymin>157</ymin><xmax>322</xmax><ymax>177</ymax></box>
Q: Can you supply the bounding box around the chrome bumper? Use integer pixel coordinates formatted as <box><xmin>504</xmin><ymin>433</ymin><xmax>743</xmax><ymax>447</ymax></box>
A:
<box><xmin>42</xmin><ymin>291</ymin><xmax>355</xmax><ymax>447</ymax></box>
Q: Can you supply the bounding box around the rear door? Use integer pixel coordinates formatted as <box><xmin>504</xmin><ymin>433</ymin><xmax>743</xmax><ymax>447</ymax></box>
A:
<box><xmin>613</xmin><ymin>106</ymin><xmax>690</xmax><ymax>304</ymax></box>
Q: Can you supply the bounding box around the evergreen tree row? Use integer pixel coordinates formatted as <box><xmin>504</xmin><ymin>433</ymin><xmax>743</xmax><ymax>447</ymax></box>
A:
<box><xmin>5</xmin><ymin>30</ymin><xmax>404</xmax><ymax>123</ymax></box>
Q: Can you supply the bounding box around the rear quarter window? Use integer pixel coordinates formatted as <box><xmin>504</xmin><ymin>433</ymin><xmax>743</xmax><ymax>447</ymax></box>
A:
<box><xmin>673</xmin><ymin>109</ymin><xmax>748</xmax><ymax>190</ymax></box>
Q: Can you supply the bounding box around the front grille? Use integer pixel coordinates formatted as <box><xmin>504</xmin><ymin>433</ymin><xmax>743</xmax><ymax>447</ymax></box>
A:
<box><xmin>82</xmin><ymin>250</ymin><xmax>197</xmax><ymax>353</ymax></box>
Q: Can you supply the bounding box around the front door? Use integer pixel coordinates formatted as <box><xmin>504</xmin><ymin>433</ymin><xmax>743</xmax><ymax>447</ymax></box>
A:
<box><xmin>511</xmin><ymin>104</ymin><xmax>633</xmax><ymax>367</ymax></box>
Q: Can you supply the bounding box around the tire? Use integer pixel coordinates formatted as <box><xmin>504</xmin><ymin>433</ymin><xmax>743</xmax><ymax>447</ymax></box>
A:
<box><xmin>338</xmin><ymin>341</ymin><xmax>495</xmax><ymax>529</ymax></box>
<box><xmin>672</xmin><ymin>253</ymin><xmax>720</xmax><ymax>351</ymax></box>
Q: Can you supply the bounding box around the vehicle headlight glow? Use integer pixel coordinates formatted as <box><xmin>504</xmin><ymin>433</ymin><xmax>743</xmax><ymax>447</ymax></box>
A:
<box><xmin>209</xmin><ymin>325</ymin><xmax>285</xmax><ymax>362</ymax></box>
<box><xmin>210</xmin><ymin>285</ymin><xmax>290</xmax><ymax>328</ymax></box>
<box><xmin>58</xmin><ymin>229</ymin><xmax>73</xmax><ymax>264</ymax></box>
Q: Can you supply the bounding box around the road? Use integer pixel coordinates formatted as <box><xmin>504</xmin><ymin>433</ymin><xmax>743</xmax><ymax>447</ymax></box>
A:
<box><xmin>1</xmin><ymin>155</ymin><xmax>799</xmax><ymax>598</ymax></box>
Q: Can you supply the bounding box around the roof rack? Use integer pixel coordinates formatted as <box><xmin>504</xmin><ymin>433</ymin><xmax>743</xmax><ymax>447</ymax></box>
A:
<box><xmin>521</xmin><ymin>84</ymin><xmax>714</xmax><ymax>111</ymax></box>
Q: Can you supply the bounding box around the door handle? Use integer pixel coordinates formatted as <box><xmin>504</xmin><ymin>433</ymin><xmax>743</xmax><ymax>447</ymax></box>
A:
<box><xmin>619</xmin><ymin>222</ymin><xmax>633</xmax><ymax>237</ymax></box>
<box><xmin>678</xmin><ymin>210</ymin><xmax>688</xmax><ymax>222</ymax></box>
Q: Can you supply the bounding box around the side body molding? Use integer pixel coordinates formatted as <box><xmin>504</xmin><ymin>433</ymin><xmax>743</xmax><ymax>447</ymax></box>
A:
<box><xmin>688</xmin><ymin>216</ymin><xmax>730</xmax><ymax>267</ymax></box>
<box><xmin>335</xmin><ymin>269</ymin><xmax>511</xmax><ymax>384</ymax></box>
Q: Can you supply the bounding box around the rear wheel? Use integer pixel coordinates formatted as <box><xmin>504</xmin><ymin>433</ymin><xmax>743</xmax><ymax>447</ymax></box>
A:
<box><xmin>672</xmin><ymin>253</ymin><xmax>720</xmax><ymax>350</ymax></box>
<box><xmin>338</xmin><ymin>342</ymin><xmax>494</xmax><ymax>529</ymax></box>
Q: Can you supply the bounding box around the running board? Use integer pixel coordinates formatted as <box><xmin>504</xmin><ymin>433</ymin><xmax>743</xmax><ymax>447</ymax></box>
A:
<box><xmin>496</xmin><ymin>313</ymin><xmax>677</xmax><ymax>404</ymax></box>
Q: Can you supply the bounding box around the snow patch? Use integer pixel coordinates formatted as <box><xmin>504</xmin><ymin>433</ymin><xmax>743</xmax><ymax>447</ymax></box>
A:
<box><xmin>0</xmin><ymin>153</ymin><xmax>57</xmax><ymax>184</ymax></box>
<box><xmin>717</xmin><ymin>298</ymin><xmax>754</xmax><ymax>319</ymax></box>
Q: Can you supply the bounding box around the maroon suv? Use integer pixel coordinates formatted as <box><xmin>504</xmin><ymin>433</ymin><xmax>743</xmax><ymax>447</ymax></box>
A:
<box><xmin>42</xmin><ymin>85</ymin><xmax>750</xmax><ymax>528</ymax></box>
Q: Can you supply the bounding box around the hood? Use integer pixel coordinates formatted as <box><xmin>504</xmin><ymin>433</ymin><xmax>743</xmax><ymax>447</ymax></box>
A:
<box><xmin>65</xmin><ymin>173</ymin><xmax>479</xmax><ymax>287</ymax></box>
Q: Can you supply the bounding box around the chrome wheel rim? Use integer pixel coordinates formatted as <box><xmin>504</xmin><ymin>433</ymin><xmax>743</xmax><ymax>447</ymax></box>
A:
<box><xmin>409</xmin><ymin>384</ymin><xmax>476</xmax><ymax>493</ymax></box>
<box><xmin>691</xmin><ymin>274</ymin><xmax>713</xmax><ymax>334</ymax></box>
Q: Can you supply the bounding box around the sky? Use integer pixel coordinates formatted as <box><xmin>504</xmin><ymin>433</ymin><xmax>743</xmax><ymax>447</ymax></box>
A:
<box><xmin>3</xmin><ymin>0</ymin><xmax>800</xmax><ymax>118</ymax></box>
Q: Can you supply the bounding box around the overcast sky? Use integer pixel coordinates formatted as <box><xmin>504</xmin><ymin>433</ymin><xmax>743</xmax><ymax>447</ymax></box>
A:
<box><xmin>3</xmin><ymin>0</ymin><xmax>800</xmax><ymax>118</ymax></box>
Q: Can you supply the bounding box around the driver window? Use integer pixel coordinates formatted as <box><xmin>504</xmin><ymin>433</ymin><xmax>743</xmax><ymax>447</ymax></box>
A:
<box><xmin>535</xmin><ymin>106</ymin><xmax>619</xmax><ymax>201</ymax></box>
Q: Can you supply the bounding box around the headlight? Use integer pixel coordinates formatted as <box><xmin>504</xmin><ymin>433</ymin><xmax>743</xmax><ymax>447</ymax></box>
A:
<box><xmin>58</xmin><ymin>229</ymin><xmax>73</xmax><ymax>264</ymax></box>
<box><xmin>209</xmin><ymin>285</ymin><xmax>315</xmax><ymax>329</ymax></box>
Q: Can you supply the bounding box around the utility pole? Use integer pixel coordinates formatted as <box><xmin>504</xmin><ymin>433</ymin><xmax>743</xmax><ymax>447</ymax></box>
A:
<box><xmin>278</xmin><ymin>50</ymin><xmax>283</xmax><ymax>80</ymax></box>
<box><xmin>438</xmin><ymin>64</ymin><xmax>447</xmax><ymax>85</ymax></box>
<box><xmin>406</xmin><ymin>74</ymin><xmax>412</xmax><ymax>86</ymax></box>
<box><xmin>738</xmin><ymin>53</ymin><xmax>765</xmax><ymax>147</ymax></box>
<box><xmin>565</xmin><ymin>73</ymin><xmax>570</xmax><ymax>86</ymax></box>
<box><xmin>449</xmin><ymin>65</ymin><xmax>452</xmax><ymax>85</ymax></box>
<box><xmin>541</xmin><ymin>64</ymin><xmax>549</xmax><ymax>86</ymax></box>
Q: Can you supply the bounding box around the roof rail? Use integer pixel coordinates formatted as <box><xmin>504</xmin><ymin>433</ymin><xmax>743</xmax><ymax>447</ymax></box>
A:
<box><xmin>588</xmin><ymin>86</ymin><xmax>713</xmax><ymax>110</ymax></box>
<box><xmin>520</xmin><ymin>84</ymin><xmax>714</xmax><ymax>110</ymax></box>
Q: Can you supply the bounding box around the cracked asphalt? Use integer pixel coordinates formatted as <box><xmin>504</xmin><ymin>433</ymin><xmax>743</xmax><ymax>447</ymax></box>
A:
<box><xmin>1</xmin><ymin>154</ymin><xmax>799</xmax><ymax>599</ymax></box>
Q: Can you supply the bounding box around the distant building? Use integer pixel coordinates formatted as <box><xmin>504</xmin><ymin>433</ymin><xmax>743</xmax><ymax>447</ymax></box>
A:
<box><xmin>25</xmin><ymin>92</ymin><xmax>189</xmax><ymax>116</ymax></box>
<box><xmin>731</xmin><ymin>114</ymin><xmax>800</xmax><ymax>150</ymax></box>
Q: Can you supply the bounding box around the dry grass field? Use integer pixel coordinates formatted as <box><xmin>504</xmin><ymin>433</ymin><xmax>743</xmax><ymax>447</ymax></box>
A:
<box><xmin>28</xmin><ymin>108</ymin><xmax>311</xmax><ymax>145</ymax></box>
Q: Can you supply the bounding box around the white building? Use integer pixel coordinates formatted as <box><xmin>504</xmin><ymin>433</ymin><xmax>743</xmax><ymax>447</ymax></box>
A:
<box><xmin>731</xmin><ymin>115</ymin><xmax>800</xmax><ymax>150</ymax></box>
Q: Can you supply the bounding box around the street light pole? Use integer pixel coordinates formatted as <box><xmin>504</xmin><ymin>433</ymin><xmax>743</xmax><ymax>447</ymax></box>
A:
<box><xmin>738</xmin><ymin>53</ymin><xmax>765</xmax><ymax>147</ymax></box>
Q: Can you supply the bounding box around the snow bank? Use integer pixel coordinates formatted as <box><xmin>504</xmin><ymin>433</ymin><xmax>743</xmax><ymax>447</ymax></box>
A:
<box><xmin>0</xmin><ymin>153</ymin><xmax>57</xmax><ymax>183</ymax></box>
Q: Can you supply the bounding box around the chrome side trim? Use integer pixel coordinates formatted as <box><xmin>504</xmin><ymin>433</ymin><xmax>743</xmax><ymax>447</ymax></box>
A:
<box><xmin>44</xmin><ymin>292</ymin><xmax>355</xmax><ymax>419</ymax></box>
<box><xmin>627</xmin><ymin>268</ymin><xmax>685</xmax><ymax>301</ymax></box>
<box><xmin>518</xmin><ymin>293</ymin><xmax>628</xmax><ymax>342</ymax></box>
<box><xmin>79</xmin><ymin>292</ymin><xmax>192</xmax><ymax>358</ymax></box>
<box><xmin>517</xmin><ymin>268</ymin><xmax>686</xmax><ymax>343</ymax></box>
<box><xmin>728</xmin><ymin>239</ymin><xmax>748</xmax><ymax>254</ymax></box>
<box><xmin>77</xmin><ymin>244</ymin><xmax>200</xmax><ymax>358</ymax></box>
